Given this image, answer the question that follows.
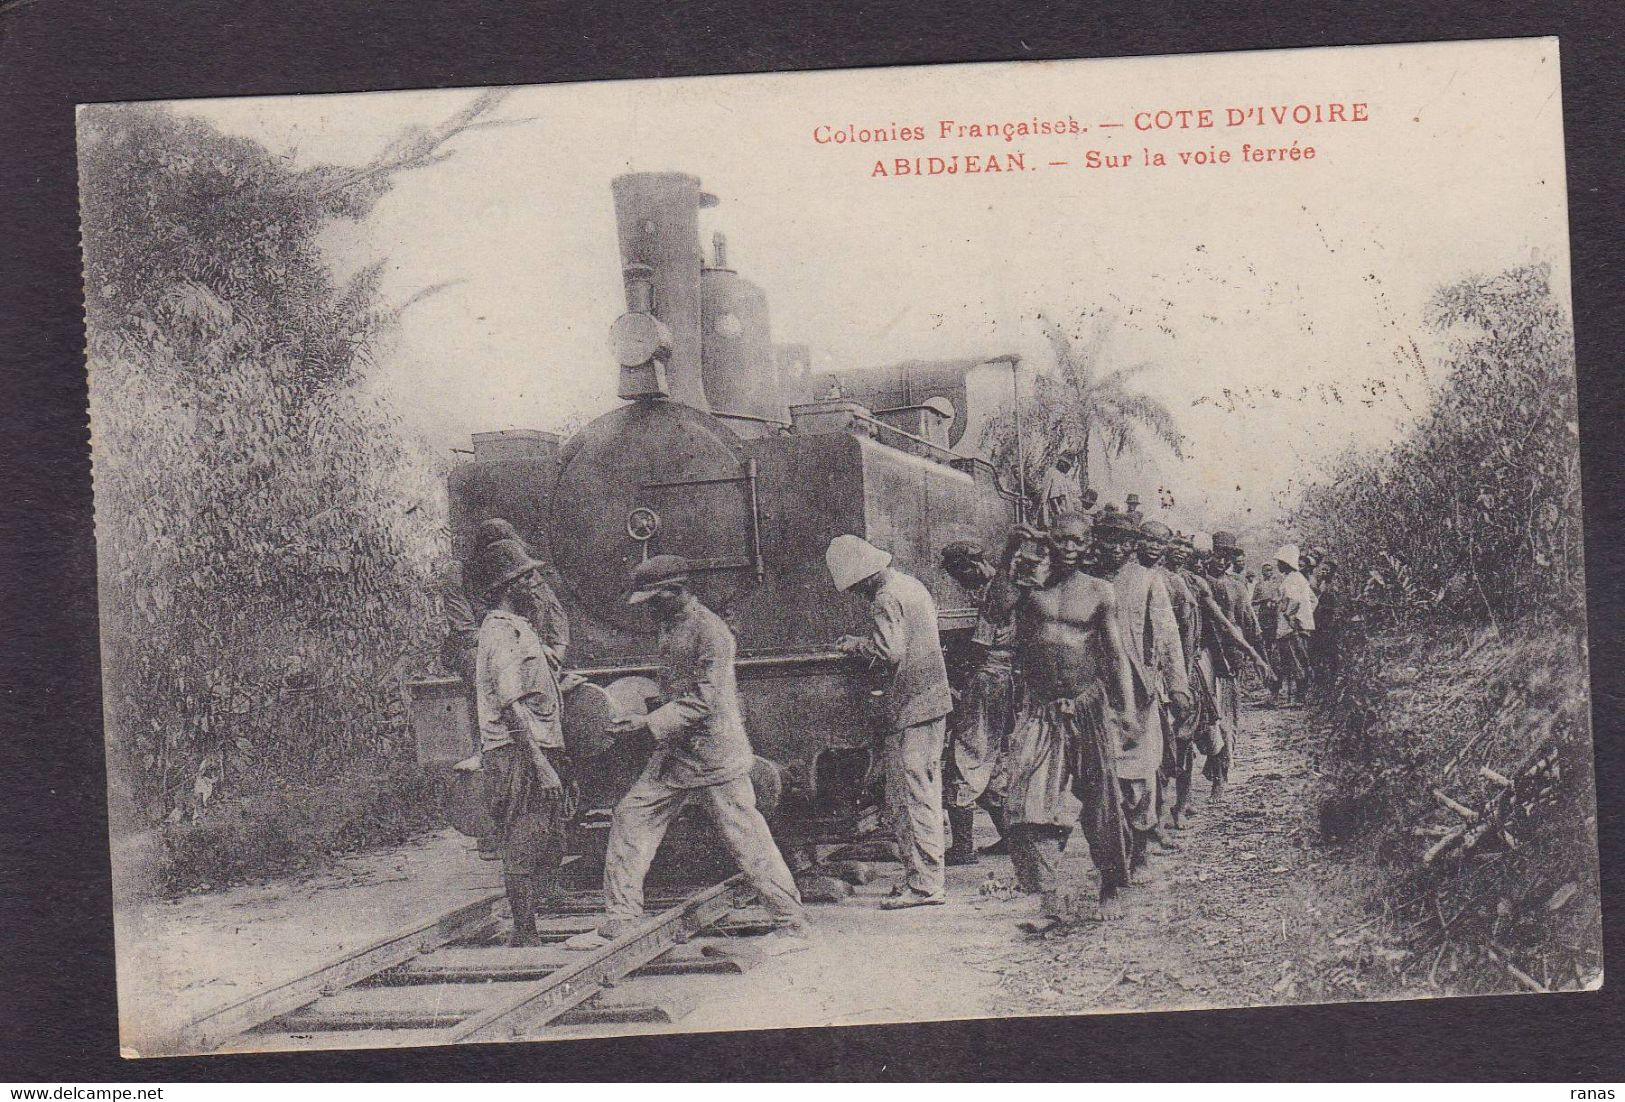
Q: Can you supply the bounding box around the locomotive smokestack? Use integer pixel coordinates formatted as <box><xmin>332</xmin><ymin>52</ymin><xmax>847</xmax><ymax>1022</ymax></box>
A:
<box><xmin>712</xmin><ymin>232</ymin><xmax>729</xmax><ymax>270</ymax></box>
<box><xmin>610</xmin><ymin>173</ymin><xmax>714</xmax><ymax>411</ymax></box>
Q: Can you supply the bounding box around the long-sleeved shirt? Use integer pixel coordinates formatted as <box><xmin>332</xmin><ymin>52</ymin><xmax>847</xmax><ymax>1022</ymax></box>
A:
<box><xmin>1276</xmin><ymin>569</ymin><xmax>1318</xmax><ymax>636</ymax></box>
<box><xmin>1211</xmin><ymin>573</ymin><xmax>1265</xmax><ymax>675</ymax></box>
<box><xmin>1038</xmin><ymin>466</ymin><xmax>1080</xmax><ymax>526</ymax></box>
<box><xmin>642</xmin><ymin>596</ymin><xmax>755</xmax><ymax>789</ymax></box>
<box><xmin>857</xmin><ymin>569</ymin><xmax>953</xmax><ymax>730</ymax></box>
<box><xmin>1112</xmin><ymin>560</ymin><xmax>1189</xmax><ymax>705</ymax></box>
<box><xmin>475</xmin><ymin>609</ymin><xmax>565</xmax><ymax>753</ymax></box>
<box><xmin>1110</xmin><ymin>559</ymin><xmax>1187</xmax><ymax>782</ymax></box>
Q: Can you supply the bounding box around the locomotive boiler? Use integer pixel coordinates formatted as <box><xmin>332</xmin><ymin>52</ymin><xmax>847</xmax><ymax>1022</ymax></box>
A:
<box><xmin>411</xmin><ymin>171</ymin><xmax>1024</xmax><ymax>860</ymax></box>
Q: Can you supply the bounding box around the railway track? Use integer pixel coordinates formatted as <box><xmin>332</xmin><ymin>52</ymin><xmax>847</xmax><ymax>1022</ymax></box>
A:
<box><xmin>167</xmin><ymin>874</ymin><xmax>786</xmax><ymax>1053</ymax></box>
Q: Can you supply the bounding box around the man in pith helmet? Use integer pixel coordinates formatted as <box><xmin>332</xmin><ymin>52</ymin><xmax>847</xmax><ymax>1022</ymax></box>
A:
<box><xmin>1272</xmin><ymin>544</ymin><xmax>1318</xmax><ymax>706</ymax></box>
<box><xmin>828</xmin><ymin>534</ymin><xmax>954</xmax><ymax>908</ymax></box>
<box><xmin>564</xmin><ymin>555</ymin><xmax>809</xmax><ymax>951</ymax></box>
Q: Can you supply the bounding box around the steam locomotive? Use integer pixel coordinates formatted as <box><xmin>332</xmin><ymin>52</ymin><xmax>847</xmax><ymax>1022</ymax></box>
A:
<box><xmin>410</xmin><ymin>171</ymin><xmax>1024</xmax><ymax>860</ymax></box>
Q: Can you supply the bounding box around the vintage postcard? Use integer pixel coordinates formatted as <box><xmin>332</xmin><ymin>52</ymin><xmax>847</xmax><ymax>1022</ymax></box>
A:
<box><xmin>80</xmin><ymin>36</ymin><xmax>1596</xmax><ymax>1057</ymax></box>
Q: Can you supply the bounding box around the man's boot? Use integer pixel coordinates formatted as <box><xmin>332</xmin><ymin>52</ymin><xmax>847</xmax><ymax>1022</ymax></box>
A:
<box><xmin>505</xmin><ymin>875</ymin><xmax>539</xmax><ymax>947</ymax></box>
<box><xmin>946</xmin><ymin>805</ymin><xmax>979</xmax><ymax>866</ymax></box>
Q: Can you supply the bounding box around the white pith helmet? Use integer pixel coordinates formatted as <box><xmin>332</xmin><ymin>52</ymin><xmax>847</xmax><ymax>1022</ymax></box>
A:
<box><xmin>826</xmin><ymin>534</ymin><xmax>892</xmax><ymax>592</ymax></box>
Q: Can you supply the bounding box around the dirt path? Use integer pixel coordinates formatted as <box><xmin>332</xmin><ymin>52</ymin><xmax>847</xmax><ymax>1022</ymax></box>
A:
<box><xmin>980</xmin><ymin>700</ymin><xmax>1329</xmax><ymax>1015</ymax></box>
<box><xmin>119</xmin><ymin>701</ymin><xmax>1337</xmax><ymax>1052</ymax></box>
<box><xmin>650</xmin><ymin>699</ymin><xmax>1332</xmax><ymax>1036</ymax></box>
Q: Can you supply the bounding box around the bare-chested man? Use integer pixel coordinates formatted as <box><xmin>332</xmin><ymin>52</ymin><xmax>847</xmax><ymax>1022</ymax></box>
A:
<box><xmin>1002</xmin><ymin>516</ymin><xmax>1137</xmax><ymax>932</ymax></box>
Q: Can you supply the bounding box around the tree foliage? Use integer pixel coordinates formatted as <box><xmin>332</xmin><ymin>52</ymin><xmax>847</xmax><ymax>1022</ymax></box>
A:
<box><xmin>81</xmin><ymin>99</ymin><xmax>508</xmax><ymax>823</ymax></box>
<box><xmin>1293</xmin><ymin>264</ymin><xmax>1582</xmax><ymax>628</ymax></box>
<box><xmin>979</xmin><ymin>312</ymin><xmax>1186</xmax><ymax>497</ymax></box>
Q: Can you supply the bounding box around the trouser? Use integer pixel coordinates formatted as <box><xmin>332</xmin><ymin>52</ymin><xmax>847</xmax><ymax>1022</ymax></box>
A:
<box><xmin>602</xmin><ymin>771</ymin><xmax>805</xmax><ymax>929</ymax></box>
<box><xmin>943</xmin><ymin>753</ymin><xmax>1008</xmax><ymax>857</ymax></box>
<box><xmin>886</xmin><ymin>718</ymin><xmax>947</xmax><ymax>897</ymax></box>
<box><xmin>1277</xmin><ymin>633</ymin><xmax>1312</xmax><ymax>699</ymax></box>
<box><xmin>483</xmin><ymin>744</ymin><xmax>569</xmax><ymax>932</ymax></box>
<box><xmin>1169</xmin><ymin>738</ymin><xmax>1196</xmax><ymax>812</ymax></box>
<box><xmin>1008</xmin><ymin>824</ymin><xmax>1072</xmax><ymax>917</ymax></box>
<box><xmin>1203</xmin><ymin>676</ymin><xmax>1241</xmax><ymax>785</ymax></box>
<box><xmin>1121</xmin><ymin>776</ymin><xmax>1158</xmax><ymax>871</ymax></box>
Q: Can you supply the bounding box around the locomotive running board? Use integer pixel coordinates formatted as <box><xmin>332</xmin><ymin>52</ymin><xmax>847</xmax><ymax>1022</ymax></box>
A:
<box><xmin>447</xmin><ymin>874</ymin><xmax>749</xmax><ymax>1044</ymax></box>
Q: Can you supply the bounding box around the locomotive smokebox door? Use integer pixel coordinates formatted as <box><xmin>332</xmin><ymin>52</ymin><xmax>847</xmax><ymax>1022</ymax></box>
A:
<box><xmin>550</xmin><ymin>400</ymin><xmax>762</xmax><ymax>629</ymax></box>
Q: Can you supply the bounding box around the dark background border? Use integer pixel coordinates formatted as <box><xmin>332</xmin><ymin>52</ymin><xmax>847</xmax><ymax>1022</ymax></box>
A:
<box><xmin>2</xmin><ymin>0</ymin><xmax>1621</xmax><ymax>1082</ymax></box>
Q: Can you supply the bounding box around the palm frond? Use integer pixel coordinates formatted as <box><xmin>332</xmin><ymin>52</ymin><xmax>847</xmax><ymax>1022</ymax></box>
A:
<box><xmin>1104</xmin><ymin>392</ymin><xmax>1187</xmax><ymax>459</ymax></box>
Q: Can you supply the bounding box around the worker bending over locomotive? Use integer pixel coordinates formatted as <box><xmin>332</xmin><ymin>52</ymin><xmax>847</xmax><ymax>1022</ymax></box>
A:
<box><xmin>828</xmin><ymin>535</ymin><xmax>956</xmax><ymax>909</ymax></box>
<box><xmin>565</xmin><ymin>554</ymin><xmax>811</xmax><ymax>952</ymax></box>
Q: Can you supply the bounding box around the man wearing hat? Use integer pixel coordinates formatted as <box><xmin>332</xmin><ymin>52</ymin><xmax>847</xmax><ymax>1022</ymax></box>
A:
<box><xmin>1039</xmin><ymin>452</ymin><xmax>1083</xmax><ymax>529</ymax></box>
<box><xmin>1093</xmin><ymin>508</ymin><xmax>1188</xmax><ymax>874</ymax></box>
<box><xmin>474</xmin><ymin>538</ymin><xmax>572</xmax><ymax>946</ymax></box>
<box><xmin>1273</xmin><ymin>544</ymin><xmax>1318</xmax><ymax>706</ymax></box>
<box><xmin>1124</xmin><ymin>493</ymin><xmax>1145</xmax><ymax>526</ymax></box>
<box><xmin>566</xmin><ymin>555</ymin><xmax>808</xmax><ymax>951</ymax></box>
<box><xmin>828</xmin><ymin>534</ymin><xmax>954</xmax><ymax>908</ymax></box>
<box><xmin>474</xmin><ymin>517</ymin><xmax>570</xmax><ymax>668</ymax></box>
<box><xmin>939</xmin><ymin>540</ymin><xmax>1019</xmax><ymax>863</ymax></box>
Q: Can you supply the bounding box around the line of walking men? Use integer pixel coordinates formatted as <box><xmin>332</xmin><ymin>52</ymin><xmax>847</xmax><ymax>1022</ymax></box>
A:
<box><xmin>446</xmin><ymin>508</ymin><xmax>1325</xmax><ymax>947</ymax></box>
<box><xmin>911</xmin><ymin>509</ymin><xmax>1324</xmax><ymax>931</ymax></box>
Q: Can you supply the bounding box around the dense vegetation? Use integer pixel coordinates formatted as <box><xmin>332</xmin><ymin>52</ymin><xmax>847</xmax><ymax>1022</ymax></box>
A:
<box><xmin>1295</xmin><ymin>264</ymin><xmax>1583</xmax><ymax>628</ymax></box>
<box><xmin>82</xmin><ymin>100</ymin><xmax>506</xmax><ymax>852</ymax></box>
<box><xmin>1293</xmin><ymin>264</ymin><xmax>1597</xmax><ymax>994</ymax></box>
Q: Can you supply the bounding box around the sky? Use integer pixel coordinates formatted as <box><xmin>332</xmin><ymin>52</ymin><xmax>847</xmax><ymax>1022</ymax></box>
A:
<box><xmin>161</xmin><ymin>37</ymin><xmax>1571</xmax><ymax>533</ymax></box>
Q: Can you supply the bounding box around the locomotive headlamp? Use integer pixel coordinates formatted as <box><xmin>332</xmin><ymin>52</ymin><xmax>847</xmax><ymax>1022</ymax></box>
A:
<box><xmin>610</xmin><ymin>312</ymin><xmax>673</xmax><ymax>369</ymax></box>
<box><xmin>613</xmin><ymin>262</ymin><xmax>675</xmax><ymax>400</ymax></box>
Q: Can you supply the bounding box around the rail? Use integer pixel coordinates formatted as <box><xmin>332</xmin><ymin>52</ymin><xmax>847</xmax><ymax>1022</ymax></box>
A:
<box><xmin>450</xmin><ymin>876</ymin><xmax>747</xmax><ymax>1043</ymax></box>
<box><xmin>174</xmin><ymin>876</ymin><xmax>755</xmax><ymax>1052</ymax></box>
<box><xmin>163</xmin><ymin>889</ymin><xmax>507</xmax><ymax>1054</ymax></box>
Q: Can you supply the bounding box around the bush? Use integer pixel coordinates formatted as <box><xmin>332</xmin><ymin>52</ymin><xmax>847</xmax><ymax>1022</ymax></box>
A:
<box><xmin>1292</xmin><ymin>264</ymin><xmax>1597</xmax><ymax>994</ymax></box>
<box><xmin>157</xmin><ymin>762</ymin><xmax>445</xmax><ymax>893</ymax></box>
<box><xmin>80</xmin><ymin>100</ymin><xmax>506</xmax><ymax>848</ymax></box>
<box><xmin>1295</xmin><ymin>264</ymin><xmax>1582</xmax><ymax>629</ymax></box>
